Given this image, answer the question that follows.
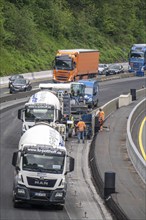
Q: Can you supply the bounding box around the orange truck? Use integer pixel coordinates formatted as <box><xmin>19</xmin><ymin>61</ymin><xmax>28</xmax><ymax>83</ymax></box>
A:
<box><xmin>53</xmin><ymin>49</ymin><xmax>99</xmax><ymax>83</ymax></box>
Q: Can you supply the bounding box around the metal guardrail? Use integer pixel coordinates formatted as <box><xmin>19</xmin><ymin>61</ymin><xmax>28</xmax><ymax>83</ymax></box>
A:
<box><xmin>126</xmin><ymin>97</ymin><xmax>146</xmax><ymax>184</ymax></box>
<box><xmin>0</xmin><ymin>70</ymin><xmax>53</xmax><ymax>85</ymax></box>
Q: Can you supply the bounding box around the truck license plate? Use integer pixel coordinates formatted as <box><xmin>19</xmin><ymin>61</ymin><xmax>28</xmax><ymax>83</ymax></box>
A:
<box><xmin>35</xmin><ymin>192</ymin><xmax>46</xmax><ymax>197</ymax></box>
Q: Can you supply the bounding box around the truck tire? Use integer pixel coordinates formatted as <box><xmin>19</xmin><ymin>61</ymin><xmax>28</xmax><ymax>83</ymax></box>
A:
<box><xmin>68</xmin><ymin>128</ymin><xmax>72</xmax><ymax>137</ymax></box>
<box><xmin>13</xmin><ymin>199</ymin><xmax>20</xmax><ymax>208</ymax></box>
<box><xmin>56</xmin><ymin>204</ymin><xmax>64</xmax><ymax>210</ymax></box>
<box><xmin>94</xmin><ymin>100</ymin><xmax>98</xmax><ymax>107</ymax></box>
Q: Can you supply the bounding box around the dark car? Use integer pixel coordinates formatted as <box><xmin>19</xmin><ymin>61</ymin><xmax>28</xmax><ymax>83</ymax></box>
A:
<box><xmin>8</xmin><ymin>75</ymin><xmax>24</xmax><ymax>88</ymax></box>
<box><xmin>9</xmin><ymin>78</ymin><xmax>32</xmax><ymax>94</ymax></box>
<box><xmin>105</xmin><ymin>64</ymin><xmax>124</xmax><ymax>76</ymax></box>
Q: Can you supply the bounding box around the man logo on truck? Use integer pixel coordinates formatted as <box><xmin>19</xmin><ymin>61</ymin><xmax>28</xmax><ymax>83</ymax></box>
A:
<box><xmin>34</xmin><ymin>179</ymin><xmax>49</xmax><ymax>186</ymax></box>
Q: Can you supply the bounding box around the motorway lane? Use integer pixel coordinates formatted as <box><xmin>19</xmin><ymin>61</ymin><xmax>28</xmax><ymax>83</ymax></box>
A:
<box><xmin>0</xmin><ymin>77</ymin><xmax>145</xmax><ymax>220</ymax></box>
<box><xmin>98</xmin><ymin>76</ymin><xmax>146</xmax><ymax>106</ymax></box>
<box><xmin>0</xmin><ymin>79</ymin><xmax>53</xmax><ymax>96</ymax></box>
<box><xmin>139</xmin><ymin>116</ymin><xmax>146</xmax><ymax>160</ymax></box>
<box><xmin>94</xmin><ymin>103</ymin><xmax>146</xmax><ymax>220</ymax></box>
<box><xmin>0</xmin><ymin>104</ymin><xmax>110</xmax><ymax>220</ymax></box>
<box><xmin>132</xmin><ymin>110</ymin><xmax>146</xmax><ymax>160</ymax></box>
<box><xmin>0</xmin><ymin>108</ymin><xmax>70</xmax><ymax>220</ymax></box>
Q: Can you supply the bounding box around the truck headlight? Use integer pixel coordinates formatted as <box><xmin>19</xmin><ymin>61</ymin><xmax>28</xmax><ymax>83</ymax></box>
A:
<box><xmin>88</xmin><ymin>98</ymin><xmax>92</xmax><ymax>102</ymax></box>
<box><xmin>17</xmin><ymin>188</ymin><xmax>25</xmax><ymax>195</ymax></box>
<box><xmin>55</xmin><ymin>192</ymin><xmax>63</xmax><ymax>198</ymax></box>
<box><xmin>128</xmin><ymin>65</ymin><xmax>131</xmax><ymax>70</ymax></box>
<box><xmin>18</xmin><ymin>173</ymin><xmax>24</xmax><ymax>183</ymax></box>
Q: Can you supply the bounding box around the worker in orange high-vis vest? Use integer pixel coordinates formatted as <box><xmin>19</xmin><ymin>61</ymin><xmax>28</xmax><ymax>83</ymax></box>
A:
<box><xmin>76</xmin><ymin>118</ymin><xmax>86</xmax><ymax>143</ymax></box>
<box><xmin>97</xmin><ymin>108</ymin><xmax>105</xmax><ymax>131</ymax></box>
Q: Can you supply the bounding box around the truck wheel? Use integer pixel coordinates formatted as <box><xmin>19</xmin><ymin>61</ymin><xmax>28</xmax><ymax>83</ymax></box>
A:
<box><xmin>56</xmin><ymin>204</ymin><xmax>64</xmax><ymax>210</ymax></box>
<box><xmin>13</xmin><ymin>200</ymin><xmax>20</xmax><ymax>208</ymax></box>
<box><xmin>94</xmin><ymin>100</ymin><xmax>98</xmax><ymax>107</ymax></box>
<box><xmin>68</xmin><ymin>128</ymin><xmax>72</xmax><ymax>137</ymax></box>
<box><xmin>91</xmin><ymin>102</ymin><xmax>94</xmax><ymax>109</ymax></box>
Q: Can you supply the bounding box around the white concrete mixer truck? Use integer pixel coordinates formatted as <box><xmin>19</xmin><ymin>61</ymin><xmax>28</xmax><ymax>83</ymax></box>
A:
<box><xmin>18</xmin><ymin>90</ymin><xmax>67</xmax><ymax>140</ymax></box>
<box><xmin>12</xmin><ymin>123</ymin><xmax>74</xmax><ymax>209</ymax></box>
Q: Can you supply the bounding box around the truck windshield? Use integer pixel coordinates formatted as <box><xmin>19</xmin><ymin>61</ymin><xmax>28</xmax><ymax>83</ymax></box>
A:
<box><xmin>25</xmin><ymin>108</ymin><xmax>54</xmax><ymax>122</ymax></box>
<box><xmin>55</xmin><ymin>58</ymin><xmax>73</xmax><ymax>70</ymax></box>
<box><xmin>22</xmin><ymin>153</ymin><xmax>65</xmax><ymax>174</ymax></box>
<box><xmin>130</xmin><ymin>52</ymin><xmax>144</xmax><ymax>59</ymax></box>
<box><xmin>85</xmin><ymin>87</ymin><xmax>93</xmax><ymax>95</ymax></box>
<box><xmin>71</xmin><ymin>84</ymin><xmax>85</xmax><ymax>96</ymax></box>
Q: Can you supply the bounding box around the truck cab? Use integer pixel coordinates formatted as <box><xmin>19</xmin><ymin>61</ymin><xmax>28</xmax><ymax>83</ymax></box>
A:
<box><xmin>78</xmin><ymin>79</ymin><xmax>99</xmax><ymax>108</ymax></box>
<box><xmin>18</xmin><ymin>91</ymin><xmax>62</xmax><ymax>130</ymax></box>
<box><xmin>53</xmin><ymin>49</ymin><xmax>99</xmax><ymax>82</ymax></box>
<box><xmin>128</xmin><ymin>44</ymin><xmax>146</xmax><ymax>72</ymax></box>
<box><xmin>12</xmin><ymin>123</ymin><xmax>74</xmax><ymax>209</ymax></box>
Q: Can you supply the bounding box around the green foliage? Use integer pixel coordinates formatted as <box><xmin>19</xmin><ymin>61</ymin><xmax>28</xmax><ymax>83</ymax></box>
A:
<box><xmin>3</xmin><ymin>2</ymin><xmax>38</xmax><ymax>51</ymax></box>
<box><xmin>0</xmin><ymin>0</ymin><xmax>146</xmax><ymax>76</ymax></box>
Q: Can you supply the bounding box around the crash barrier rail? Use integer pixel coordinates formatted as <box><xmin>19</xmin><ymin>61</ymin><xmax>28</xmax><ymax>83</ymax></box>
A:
<box><xmin>0</xmin><ymin>70</ymin><xmax>53</xmax><ymax>85</ymax></box>
<box><xmin>89</xmin><ymin>87</ymin><xmax>146</xmax><ymax>220</ymax></box>
<box><xmin>1</xmin><ymin>64</ymin><xmax>145</xmax><ymax>86</ymax></box>
<box><xmin>126</xmin><ymin>98</ymin><xmax>146</xmax><ymax>184</ymax></box>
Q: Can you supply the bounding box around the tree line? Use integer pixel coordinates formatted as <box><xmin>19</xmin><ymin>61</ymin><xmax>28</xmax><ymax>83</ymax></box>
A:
<box><xmin>0</xmin><ymin>0</ymin><xmax>146</xmax><ymax>75</ymax></box>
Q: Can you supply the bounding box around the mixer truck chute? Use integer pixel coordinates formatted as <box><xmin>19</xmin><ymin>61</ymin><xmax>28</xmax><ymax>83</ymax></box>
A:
<box><xmin>12</xmin><ymin>123</ymin><xmax>74</xmax><ymax>209</ymax></box>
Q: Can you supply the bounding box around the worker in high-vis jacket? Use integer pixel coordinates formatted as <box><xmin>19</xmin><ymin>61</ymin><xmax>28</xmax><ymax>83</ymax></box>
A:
<box><xmin>97</xmin><ymin>108</ymin><xmax>105</xmax><ymax>131</ymax></box>
<box><xmin>76</xmin><ymin>118</ymin><xmax>86</xmax><ymax>143</ymax></box>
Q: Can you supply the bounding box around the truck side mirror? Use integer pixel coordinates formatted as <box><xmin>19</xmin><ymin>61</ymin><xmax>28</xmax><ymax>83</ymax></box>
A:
<box><xmin>12</xmin><ymin>152</ymin><xmax>18</xmax><ymax>167</ymax></box>
<box><xmin>52</xmin><ymin>60</ymin><xmax>55</xmax><ymax>68</ymax></box>
<box><xmin>73</xmin><ymin>61</ymin><xmax>76</xmax><ymax>68</ymax></box>
<box><xmin>18</xmin><ymin>108</ymin><xmax>23</xmax><ymax>120</ymax></box>
<box><xmin>65</xmin><ymin>156</ymin><xmax>75</xmax><ymax>175</ymax></box>
<box><xmin>58</xmin><ymin>110</ymin><xmax>62</xmax><ymax>121</ymax></box>
<box><xmin>69</xmin><ymin>156</ymin><xmax>75</xmax><ymax>172</ymax></box>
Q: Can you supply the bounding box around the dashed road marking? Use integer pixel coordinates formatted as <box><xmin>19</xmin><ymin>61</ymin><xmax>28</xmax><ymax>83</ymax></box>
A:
<box><xmin>139</xmin><ymin>116</ymin><xmax>146</xmax><ymax>161</ymax></box>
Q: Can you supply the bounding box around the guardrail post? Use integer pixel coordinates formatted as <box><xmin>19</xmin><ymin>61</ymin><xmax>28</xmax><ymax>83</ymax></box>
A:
<box><xmin>130</xmin><ymin>89</ymin><xmax>136</xmax><ymax>101</ymax></box>
<box><xmin>104</xmin><ymin>171</ymin><xmax>116</xmax><ymax>199</ymax></box>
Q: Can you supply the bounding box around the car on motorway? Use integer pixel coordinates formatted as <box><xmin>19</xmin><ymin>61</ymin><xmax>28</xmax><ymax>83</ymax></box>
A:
<box><xmin>8</xmin><ymin>74</ymin><xmax>24</xmax><ymax>88</ymax></box>
<box><xmin>98</xmin><ymin>64</ymin><xmax>109</xmax><ymax>75</ymax></box>
<box><xmin>9</xmin><ymin>78</ymin><xmax>32</xmax><ymax>94</ymax></box>
<box><xmin>105</xmin><ymin>64</ymin><xmax>124</xmax><ymax>76</ymax></box>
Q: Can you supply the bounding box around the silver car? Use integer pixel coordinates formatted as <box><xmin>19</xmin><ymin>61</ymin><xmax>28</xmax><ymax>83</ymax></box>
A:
<box><xmin>98</xmin><ymin>64</ymin><xmax>108</xmax><ymax>75</ymax></box>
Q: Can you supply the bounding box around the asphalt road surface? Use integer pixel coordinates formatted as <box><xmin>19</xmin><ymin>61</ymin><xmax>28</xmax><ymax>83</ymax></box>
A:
<box><xmin>132</xmin><ymin>108</ymin><xmax>146</xmax><ymax>160</ymax></box>
<box><xmin>0</xmin><ymin>76</ymin><xmax>145</xmax><ymax>220</ymax></box>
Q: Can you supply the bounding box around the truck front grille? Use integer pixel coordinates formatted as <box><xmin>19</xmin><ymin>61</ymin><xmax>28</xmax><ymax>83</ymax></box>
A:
<box><xmin>27</xmin><ymin>177</ymin><xmax>57</xmax><ymax>188</ymax></box>
<box><xmin>132</xmin><ymin>62</ymin><xmax>142</xmax><ymax>71</ymax></box>
<box><xmin>56</xmin><ymin>76</ymin><xmax>69</xmax><ymax>81</ymax></box>
<box><xmin>55</xmin><ymin>72</ymin><xmax>69</xmax><ymax>81</ymax></box>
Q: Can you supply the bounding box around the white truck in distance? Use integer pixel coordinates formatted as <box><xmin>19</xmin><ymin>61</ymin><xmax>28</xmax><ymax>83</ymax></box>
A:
<box><xmin>18</xmin><ymin>90</ymin><xmax>67</xmax><ymax>140</ymax></box>
<box><xmin>12</xmin><ymin>123</ymin><xmax>74</xmax><ymax>209</ymax></box>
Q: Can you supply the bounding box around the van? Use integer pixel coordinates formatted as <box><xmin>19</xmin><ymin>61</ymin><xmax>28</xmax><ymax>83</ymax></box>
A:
<box><xmin>78</xmin><ymin>79</ymin><xmax>99</xmax><ymax>108</ymax></box>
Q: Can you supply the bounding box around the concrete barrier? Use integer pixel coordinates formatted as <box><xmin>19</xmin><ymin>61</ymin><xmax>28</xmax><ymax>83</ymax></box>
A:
<box><xmin>118</xmin><ymin>94</ymin><xmax>132</xmax><ymax>107</ymax></box>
